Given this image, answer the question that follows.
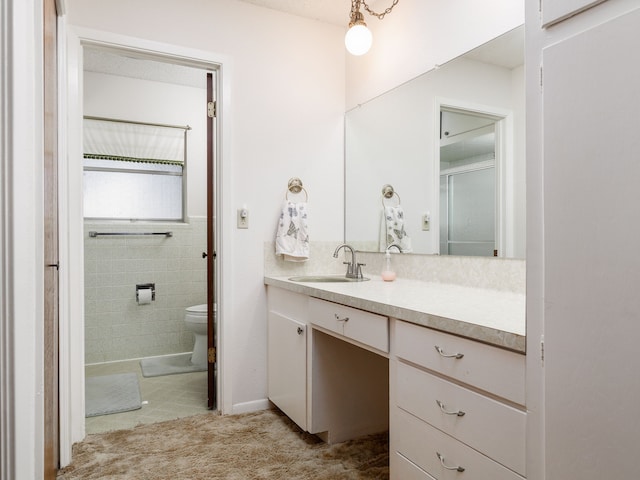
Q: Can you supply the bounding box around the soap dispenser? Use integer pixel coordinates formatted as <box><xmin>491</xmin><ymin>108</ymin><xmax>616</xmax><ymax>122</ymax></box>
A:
<box><xmin>381</xmin><ymin>245</ymin><xmax>400</xmax><ymax>282</ymax></box>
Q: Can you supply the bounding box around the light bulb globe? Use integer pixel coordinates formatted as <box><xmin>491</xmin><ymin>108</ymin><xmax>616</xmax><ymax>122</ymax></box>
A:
<box><xmin>345</xmin><ymin>24</ymin><xmax>372</xmax><ymax>56</ymax></box>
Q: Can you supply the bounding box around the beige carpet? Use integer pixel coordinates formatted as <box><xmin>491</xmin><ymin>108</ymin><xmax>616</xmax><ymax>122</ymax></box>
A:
<box><xmin>58</xmin><ymin>408</ymin><xmax>389</xmax><ymax>480</ymax></box>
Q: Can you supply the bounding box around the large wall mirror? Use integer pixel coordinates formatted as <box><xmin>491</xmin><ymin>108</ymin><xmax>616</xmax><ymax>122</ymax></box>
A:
<box><xmin>345</xmin><ymin>26</ymin><xmax>525</xmax><ymax>259</ymax></box>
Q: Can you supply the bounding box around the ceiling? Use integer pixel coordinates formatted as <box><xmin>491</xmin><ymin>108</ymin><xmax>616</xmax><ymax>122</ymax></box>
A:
<box><xmin>235</xmin><ymin>0</ymin><xmax>353</xmax><ymax>26</ymax></box>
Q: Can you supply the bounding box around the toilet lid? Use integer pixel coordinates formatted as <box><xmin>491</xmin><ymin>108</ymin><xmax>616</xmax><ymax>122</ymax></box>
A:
<box><xmin>186</xmin><ymin>304</ymin><xmax>208</xmax><ymax>314</ymax></box>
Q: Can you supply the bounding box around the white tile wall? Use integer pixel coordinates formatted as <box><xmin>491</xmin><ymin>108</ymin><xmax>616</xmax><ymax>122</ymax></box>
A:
<box><xmin>84</xmin><ymin>218</ymin><xmax>208</xmax><ymax>363</ymax></box>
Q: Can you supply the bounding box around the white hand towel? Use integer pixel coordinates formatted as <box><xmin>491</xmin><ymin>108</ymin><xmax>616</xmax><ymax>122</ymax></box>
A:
<box><xmin>275</xmin><ymin>201</ymin><xmax>309</xmax><ymax>262</ymax></box>
<box><xmin>382</xmin><ymin>205</ymin><xmax>412</xmax><ymax>253</ymax></box>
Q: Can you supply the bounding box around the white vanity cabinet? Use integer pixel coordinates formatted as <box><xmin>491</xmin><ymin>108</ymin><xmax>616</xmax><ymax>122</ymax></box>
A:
<box><xmin>265</xmin><ymin>276</ymin><xmax>526</xmax><ymax>479</ymax></box>
<box><xmin>391</xmin><ymin>320</ymin><xmax>526</xmax><ymax>479</ymax></box>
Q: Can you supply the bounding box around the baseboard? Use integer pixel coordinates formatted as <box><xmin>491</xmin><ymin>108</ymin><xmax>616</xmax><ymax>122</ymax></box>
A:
<box><xmin>231</xmin><ymin>398</ymin><xmax>271</xmax><ymax>415</ymax></box>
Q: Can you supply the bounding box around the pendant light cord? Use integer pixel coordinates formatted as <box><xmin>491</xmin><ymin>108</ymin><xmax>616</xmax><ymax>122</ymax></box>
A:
<box><xmin>351</xmin><ymin>0</ymin><xmax>400</xmax><ymax>21</ymax></box>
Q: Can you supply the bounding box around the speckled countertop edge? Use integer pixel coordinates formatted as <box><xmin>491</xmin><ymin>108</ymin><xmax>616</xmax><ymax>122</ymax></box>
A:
<box><xmin>264</xmin><ymin>275</ymin><xmax>526</xmax><ymax>354</ymax></box>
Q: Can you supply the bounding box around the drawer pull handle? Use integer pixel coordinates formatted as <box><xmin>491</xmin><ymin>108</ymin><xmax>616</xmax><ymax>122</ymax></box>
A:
<box><xmin>434</xmin><ymin>345</ymin><xmax>464</xmax><ymax>359</ymax></box>
<box><xmin>297</xmin><ymin>327</ymin><xmax>304</xmax><ymax>335</ymax></box>
<box><xmin>436</xmin><ymin>452</ymin><xmax>465</xmax><ymax>472</ymax></box>
<box><xmin>334</xmin><ymin>314</ymin><xmax>349</xmax><ymax>322</ymax></box>
<box><xmin>436</xmin><ymin>399</ymin><xmax>465</xmax><ymax>417</ymax></box>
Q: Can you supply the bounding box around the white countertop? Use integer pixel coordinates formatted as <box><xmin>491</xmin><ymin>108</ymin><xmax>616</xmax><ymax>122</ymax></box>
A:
<box><xmin>264</xmin><ymin>275</ymin><xmax>526</xmax><ymax>353</ymax></box>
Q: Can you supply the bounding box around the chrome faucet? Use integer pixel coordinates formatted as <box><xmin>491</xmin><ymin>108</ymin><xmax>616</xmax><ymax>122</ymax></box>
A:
<box><xmin>333</xmin><ymin>244</ymin><xmax>365</xmax><ymax>279</ymax></box>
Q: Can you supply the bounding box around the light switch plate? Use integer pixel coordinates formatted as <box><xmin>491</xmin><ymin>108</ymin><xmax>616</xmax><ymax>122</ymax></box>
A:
<box><xmin>422</xmin><ymin>213</ymin><xmax>430</xmax><ymax>231</ymax></box>
<box><xmin>237</xmin><ymin>208</ymin><xmax>249</xmax><ymax>229</ymax></box>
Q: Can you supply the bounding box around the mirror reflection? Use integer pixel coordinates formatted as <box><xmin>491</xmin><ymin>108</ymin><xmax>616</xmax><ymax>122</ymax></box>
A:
<box><xmin>345</xmin><ymin>26</ymin><xmax>525</xmax><ymax>259</ymax></box>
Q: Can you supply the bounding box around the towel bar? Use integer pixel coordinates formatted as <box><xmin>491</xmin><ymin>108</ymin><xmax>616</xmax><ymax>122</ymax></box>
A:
<box><xmin>286</xmin><ymin>177</ymin><xmax>309</xmax><ymax>202</ymax></box>
<box><xmin>381</xmin><ymin>184</ymin><xmax>401</xmax><ymax>206</ymax></box>
<box><xmin>89</xmin><ymin>231</ymin><xmax>173</xmax><ymax>238</ymax></box>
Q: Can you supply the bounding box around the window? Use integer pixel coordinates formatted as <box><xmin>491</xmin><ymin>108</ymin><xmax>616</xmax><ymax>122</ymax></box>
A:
<box><xmin>83</xmin><ymin>117</ymin><xmax>187</xmax><ymax>221</ymax></box>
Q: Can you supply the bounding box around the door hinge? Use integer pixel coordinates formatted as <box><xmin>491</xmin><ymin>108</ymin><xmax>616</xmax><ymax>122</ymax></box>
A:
<box><xmin>208</xmin><ymin>347</ymin><xmax>216</xmax><ymax>364</ymax></box>
<box><xmin>540</xmin><ymin>335</ymin><xmax>545</xmax><ymax>363</ymax></box>
<box><xmin>540</xmin><ymin>65</ymin><xmax>544</xmax><ymax>91</ymax></box>
<box><xmin>207</xmin><ymin>101</ymin><xmax>216</xmax><ymax>118</ymax></box>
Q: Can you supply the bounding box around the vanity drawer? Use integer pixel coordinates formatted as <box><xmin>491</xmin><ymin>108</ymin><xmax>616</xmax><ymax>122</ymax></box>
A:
<box><xmin>267</xmin><ymin>286</ymin><xmax>309</xmax><ymax>321</ymax></box>
<box><xmin>392</xmin><ymin>407</ymin><xmax>525</xmax><ymax>480</ymax></box>
<box><xmin>309</xmin><ymin>297</ymin><xmax>388</xmax><ymax>353</ymax></box>
<box><xmin>391</xmin><ymin>452</ymin><xmax>437</xmax><ymax>480</ymax></box>
<box><xmin>396</xmin><ymin>361</ymin><xmax>526</xmax><ymax>475</ymax></box>
<box><xmin>395</xmin><ymin>320</ymin><xmax>525</xmax><ymax>405</ymax></box>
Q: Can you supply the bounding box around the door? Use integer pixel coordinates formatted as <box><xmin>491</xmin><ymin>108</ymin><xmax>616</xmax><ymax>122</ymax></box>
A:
<box><xmin>441</xmin><ymin>167</ymin><xmax>496</xmax><ymax>256</ymax></box>
<box><xmin>541</xmin><ymin>6</ymin><xmax>640</xmax><ymax>479</ymax></box>
<box><xmin>439</xmin><ymin>109</ymin><xmax>498</xmax><ymax>256</ymax></box>
<box><xmin>206</xmin><ymin>72</ymin><xmax>217</xmax><ymax>410</ymax></box>
<box><xmin>43</xmin><ymin>0</ymin><xmax>59</xmax><ymax>476</ymax></box>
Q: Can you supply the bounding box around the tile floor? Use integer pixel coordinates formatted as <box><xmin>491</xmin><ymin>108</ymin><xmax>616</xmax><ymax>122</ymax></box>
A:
<box><xmin>85</xmin><ymin>358</ymin><xmax>212</xmax><ymax>434</ymax></box>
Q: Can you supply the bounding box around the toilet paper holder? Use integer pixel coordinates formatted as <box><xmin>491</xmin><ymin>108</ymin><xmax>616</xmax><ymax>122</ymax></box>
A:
<box><xmin>136</xmin><ymin>283</ymin><xmax>156</xmax><ymax>302</ymax></box>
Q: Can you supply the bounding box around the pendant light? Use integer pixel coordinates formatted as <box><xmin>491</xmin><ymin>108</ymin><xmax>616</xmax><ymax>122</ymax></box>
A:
<box><xmin>345</xmin><ymin>0</ymin><xmax>400</xmax><ymax>56</ymax></box>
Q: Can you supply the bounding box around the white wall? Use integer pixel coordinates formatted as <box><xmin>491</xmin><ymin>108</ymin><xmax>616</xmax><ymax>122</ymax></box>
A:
<box><xmin>66</xmin><ymin>0</ymin><xmax>346</xmax><ymax>413</ymax></box>
<box><xmin>346</xmin><ymin>0</ymin><xmax>524</xmax><ymax>109</ymax></box>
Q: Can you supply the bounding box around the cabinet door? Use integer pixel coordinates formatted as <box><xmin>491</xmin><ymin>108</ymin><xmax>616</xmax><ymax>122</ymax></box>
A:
<box><xmin>542</xmin><ymin>7</ymin><xmax>640</xmax><ymax>479</ymax></box>
<box><xmin>542</xmin><ymin>0</ymin><xmax>606</xmax><ymax>26</ymax></box>
<box><xmin>267</xmin><ymin>312</ymin><xmax>306</xmax><ymax>430</ymax></box>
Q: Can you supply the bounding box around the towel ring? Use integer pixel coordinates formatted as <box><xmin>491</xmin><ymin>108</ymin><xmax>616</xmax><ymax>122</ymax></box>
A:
<box><xmin>286</xmin><ymin>177</ymin><xmax>308</xmax><ymax>202</ymax></box>
<box><xmin>381</xmin><ymin>184</ymin><xmax>401</xmax><ymax>207</ymax></box>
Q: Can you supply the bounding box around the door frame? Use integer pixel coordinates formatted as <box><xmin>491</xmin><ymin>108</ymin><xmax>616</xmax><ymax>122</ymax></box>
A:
<box><xmin>43</xmin><ymin>0</ymin><xmax>60</xmax><ymax>476</ymax></box>
<box><xmin>60</xmin><ymin>27</ymin><xmax>233</xmax><ymax>463</ymax></box>
<box><xmin>434</xmin><ymin>98</ymin><xmax>515</xmax><ymax>257</ymax></box>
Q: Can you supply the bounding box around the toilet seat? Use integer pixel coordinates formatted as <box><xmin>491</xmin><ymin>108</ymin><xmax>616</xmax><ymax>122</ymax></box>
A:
<box><xmin>185</xmin><ymin>304</ymin><xmax>207</xmax><ymax>324</ymax></box>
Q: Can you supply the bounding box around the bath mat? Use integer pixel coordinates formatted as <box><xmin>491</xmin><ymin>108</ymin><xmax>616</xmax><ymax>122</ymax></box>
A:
<box><xmin>140</xmin><ymin>353</ymin><xmax>207</xmax><ymax>378</ymax></box>
<box><xmin>85</xmin><ymin>373</ymin><xmax>142</xmax><ymax>417</ymax></box>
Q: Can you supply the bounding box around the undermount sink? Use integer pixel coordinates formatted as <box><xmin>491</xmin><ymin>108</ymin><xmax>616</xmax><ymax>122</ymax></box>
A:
<box><xmin>288</xmin><ymin>275</ymin><xmax>370</xmax><ymax>283</ymax></box>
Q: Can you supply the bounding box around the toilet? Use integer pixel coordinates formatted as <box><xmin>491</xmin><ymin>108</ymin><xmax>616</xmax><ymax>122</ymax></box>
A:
<box><xmin>184</xmin><ymin>304</ymin><xmax>208</xmax><ymax>365</ymax></box>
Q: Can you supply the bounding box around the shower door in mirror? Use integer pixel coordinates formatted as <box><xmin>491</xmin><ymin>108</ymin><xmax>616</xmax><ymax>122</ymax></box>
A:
<box><xmin>440</xmin><ymin>167</ymin><xmax>496</xmax><ymax>256</ymax></box>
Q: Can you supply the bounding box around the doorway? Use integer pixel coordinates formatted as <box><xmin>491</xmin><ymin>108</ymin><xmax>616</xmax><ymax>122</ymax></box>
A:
<box><xmin>80</xmin><ymin>45</ymin><xmax>218</xmax><ymax>432</ymax></box>
<box><xmin>437</xmin><ymin>105</ymin><xmax>511</xmax><ymax>257</ymax></box>
<box><xmin>60</xmin><ymin>30</ymin><xmax>230</xmax><ymax>457</ymax></box>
